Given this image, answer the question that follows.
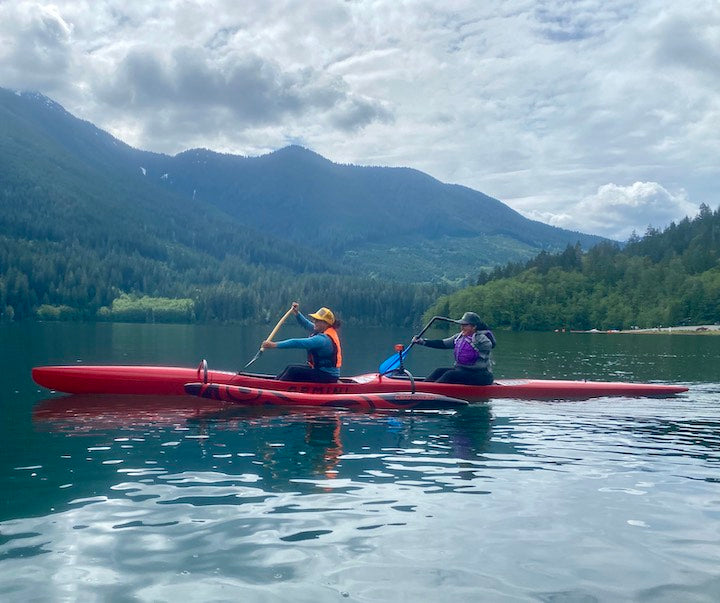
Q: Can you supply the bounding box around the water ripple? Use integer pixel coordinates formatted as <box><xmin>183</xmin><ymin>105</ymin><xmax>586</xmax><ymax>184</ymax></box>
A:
<box><xmin>3</xmin><ymin>384</ymin><xmax>720</xmax><ymax>600</ymax></box>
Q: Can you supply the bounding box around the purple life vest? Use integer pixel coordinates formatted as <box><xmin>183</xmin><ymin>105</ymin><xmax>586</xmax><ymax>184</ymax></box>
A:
<box><xmin>454</xmin><ymin>335</ymin><xmax>479</xmax><ymax>366</ymax></box>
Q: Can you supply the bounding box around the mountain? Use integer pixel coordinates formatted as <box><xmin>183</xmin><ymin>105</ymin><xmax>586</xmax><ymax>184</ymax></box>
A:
<box><xmin>0</xmin><ymin>88</ymin><xmax>333</xmax><ymax>275</ymax></box>
<box><xmin>141</xmin><ymin>145</ymin><xmax>606</xmax><ymax>281</ymax></box>
<box><xmin>0</xmin><ymin>88</ymin><xmax>449</xmax><ymax>324</ymax></box>
<box><xmin>2</xmin><ymin>87</ymin><xmax>605</xmax><ymax>279</ymax></box>
<box><xmin>0</xmin><ymin>87</ymin><xmax>606</xmax><ymax>324</ymax></box>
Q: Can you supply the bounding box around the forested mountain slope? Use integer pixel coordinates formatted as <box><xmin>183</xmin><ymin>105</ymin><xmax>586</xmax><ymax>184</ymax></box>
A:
<box><xmin>144</xmin><ymin>145</ymin><xmax>601</xmax><ymax>250</ymax></box>
<box><xmin>1</xmin><ymin>87</ymin><xmax>605</xmax><ymax>324</ymax></box>
<box><xmin>1</xmin><ymin>89</ymin><xmax>450</xmax><ymax>324</ymax></box>
<box><xmin>426</xmin><ymin>205</ymin><xmax>720</xmax><ymax>331</ymax></box>
<box><xmin>143</xmin><ymin>145</ymin><xmax>606</xmax><ymax>281</ymax></box>
<box><xmin>2</xmin><ymin>88</ymin><xmax>606</xmax><ymax>277</ymax></box>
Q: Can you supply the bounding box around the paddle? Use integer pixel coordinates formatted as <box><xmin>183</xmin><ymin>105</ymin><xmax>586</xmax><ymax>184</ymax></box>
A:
<box><xmin>389</xmin><ymin>344</ymin><xmax>417</xmax><ymax>393</ymax></box>
<box><xmin>243</xmin><ymin>306</ymin><xmax>295</xmax><ymax>369</ymax></box>
<box><xmin>378</xmin><ymin>315</ymin><xmax>458</xmax><ymax>374</ymax></box>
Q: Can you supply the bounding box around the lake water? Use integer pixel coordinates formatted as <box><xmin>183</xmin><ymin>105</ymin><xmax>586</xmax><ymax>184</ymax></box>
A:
<box><xmin>1</xmin><ymin>321</ymin><xmax>719</xmax><ymax>601</ymax></box>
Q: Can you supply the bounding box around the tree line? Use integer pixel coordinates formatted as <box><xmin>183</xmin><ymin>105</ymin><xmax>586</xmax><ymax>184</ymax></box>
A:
<box><xmin>0</xmin><ymin>234</ymin><xmax>449</xmax><ymax>326</ymax></box>
<box><xmin>426</xmin><ymin>204</ymin><xmax>720</xmax><ymax>331</ymax></box>
<box><xmin>4</xmin><ymin>204</ymin><xmax>718</xmax><ymax>329</ymax></box>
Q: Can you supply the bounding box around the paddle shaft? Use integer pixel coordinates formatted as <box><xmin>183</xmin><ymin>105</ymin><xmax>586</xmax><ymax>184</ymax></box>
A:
<box><xmin>379</xmin><ymin>315</ymin><xmax>457</xmax><ymax>373</ymax></box>
<box><xmin>244</xmin><ymin>307</ymin><xmax>296</xmax><ymax>368</ymax></box>
<box><xmin>264</xmin><ymin>307</ymin><xmax>296</xmax><ymax>345</ymax></box>
<box><xmin>401</xmin><ymin>315</ymin><xmax>458</xmax><ymax>357</ymax></box>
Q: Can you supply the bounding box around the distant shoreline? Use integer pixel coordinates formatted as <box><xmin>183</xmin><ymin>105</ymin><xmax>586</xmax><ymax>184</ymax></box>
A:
<box><xmin>566</xmin><ymin>325</ymin><xmax>720</xmax><ymax>335</ymax></box>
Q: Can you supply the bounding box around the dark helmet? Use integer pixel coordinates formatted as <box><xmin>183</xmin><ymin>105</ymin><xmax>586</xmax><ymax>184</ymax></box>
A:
<box><xmin>459</xmin><ymin>312</ymin><xmax>493</xmax><ymax>345</ymax></box>
<box><xmin>457</xmin><ymin>312</ymin><xmax>482</xmax><ymax>326</ymax></box>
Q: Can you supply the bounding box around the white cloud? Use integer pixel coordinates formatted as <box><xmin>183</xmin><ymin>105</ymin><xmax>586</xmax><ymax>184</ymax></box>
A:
<box><xmin>0</xmin><ymin>0</ymin><xmax>718</xmax><ymax>240</ymax></box>
<box><xmin>520</xmin><ymin>181</ymin><xmax>699</xmax><ymax>240</ymax></box>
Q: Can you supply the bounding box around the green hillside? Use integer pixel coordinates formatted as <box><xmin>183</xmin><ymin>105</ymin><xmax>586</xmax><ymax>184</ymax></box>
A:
<box><xmin>145</xmin><ymin>145</ymin><xmax>606</xmax><ymax>281</ymax></box>
<box><xmin>0</xmin><ymin>89</ymin><xmax>446</xmax><ymax>324</ymax></box>
<box><xmin>0</xmin><ymin>87</ymin><xmax>609</xmax><ymax>325</ymax></box>
<box><xmin>427</xmin><ymin>205</ymin><xmax>720</xmax><ymax>331</ymax></box>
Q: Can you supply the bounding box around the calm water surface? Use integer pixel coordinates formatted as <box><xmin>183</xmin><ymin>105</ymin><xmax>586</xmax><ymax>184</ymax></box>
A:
<box><xmin>1</xmin><ymin>322</ymin><xmax>719</xmax><ymax>601</ymax></box>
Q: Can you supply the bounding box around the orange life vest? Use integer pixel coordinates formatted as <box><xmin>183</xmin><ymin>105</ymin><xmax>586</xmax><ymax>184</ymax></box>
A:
<box><xmin>307</xmin><ymin>327</ymin><xmax>342</xmax><ymax>369</ymax></box>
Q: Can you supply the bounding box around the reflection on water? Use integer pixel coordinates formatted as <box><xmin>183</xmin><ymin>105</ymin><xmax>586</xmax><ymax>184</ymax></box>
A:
<box><xmin>28</xmin><ymin>395</ymin><xmax>495</xmax><ymax>511</ymax></box>
<box><xmin>3</xmin><ymin>398</ymin><xmax>502</xmax><ymax>599</ymax></box>
<box><xmin>3</xmin><ymin>390</ymin><xmax>720</xmax><ymax>601</ymax></box>
<box><xmin>2</xmin><ymin>323</ymin><xmax>720</xmax><ymax>601</ymax></box>
<box><xmin>4</xmin><ymin>391</ymin><xmax>720</xmax><ymax>601</ymax></box>
<box><xmin>33</xmin><ymin>394</ymin><xmax>227</xmax><ymax>430</ymax></box>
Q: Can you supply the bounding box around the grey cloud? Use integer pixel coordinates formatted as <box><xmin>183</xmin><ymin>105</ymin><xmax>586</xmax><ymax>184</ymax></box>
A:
<box><xmin>97</xmin><ymin>44</ymin><xmax>389</xmax><ymax>130</ymax></box>
<box><xmin>533</xmin><ymin>1</ymin><xmax>637</xmax><ymax>42</ymax></box>
<box><xmin>329</xmin><ymin>97</ymin><xmax>394</xmax><ymax>132</ymax></box>
<box><xmin>651</xmin><ymin>14</ymin><xmax>720</xmax><ymax>82</ymax></box>
<box><xmin>0</xmin><ymin>4</ymin><xmax>72</xmax><ymax>89</ymax></box>
<box><xmin>206</xmin><ymin>26</ymin><xmax>244</xmax><ymax>51</ymax></box>
<box><xmin>1</xmin><ymin>0</ymin><xmax>716</xmax><ymax>239</ymax></box>
<box><xmin>222</xmin><ymin>56</ymin><xmax>338</xmax><ymax>120</ymax></box>
<box><xmin>98</xmin><ymin>50</ymin><xmax>170</xmax><ymax>106</ymax></box>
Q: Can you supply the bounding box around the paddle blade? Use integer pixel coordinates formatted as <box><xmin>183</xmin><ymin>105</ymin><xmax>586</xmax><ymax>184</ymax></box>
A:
<box><xmin>379</xmin><ymin>347</ymin><xmax>410</xmax><ymax>374</ymax></box>
<box><xmin>243</xmin><ymin>348</ymin><xmax>263</xmax><ymax>369</ymax></box>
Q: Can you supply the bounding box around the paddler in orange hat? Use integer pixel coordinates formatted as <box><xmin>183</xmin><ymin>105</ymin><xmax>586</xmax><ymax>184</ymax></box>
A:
<box><xmin>262</xmin><ymin>302</ymin><xmax>342</xmax><ymax>383</ymax></box>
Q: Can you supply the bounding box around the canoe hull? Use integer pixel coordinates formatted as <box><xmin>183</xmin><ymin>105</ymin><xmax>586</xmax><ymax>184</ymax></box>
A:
<box><xmin>32</xmin><ymin>365</ymin><xmax>689</xmax><ymax>400</ymax></box>
<box><xmin>32</xmin><ymin>364</ymin><xmax>236</xmax><ymax>396</ymax></box>
<box><xmin>184</xmin><ymin>382</ymin><xmax>468</xmax><ymax>410</ymax></box>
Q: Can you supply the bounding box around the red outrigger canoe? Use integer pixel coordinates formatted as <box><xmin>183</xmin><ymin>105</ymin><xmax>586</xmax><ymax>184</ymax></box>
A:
<box><xmin>32</xmin><ymin>362</ymin><xmax>689</xmax><ymax>401</ymax></box>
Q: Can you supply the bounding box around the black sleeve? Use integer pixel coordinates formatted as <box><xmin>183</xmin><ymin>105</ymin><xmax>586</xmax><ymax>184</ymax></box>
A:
<box><xmin>422</xmin><ymin>339</ymin><xmax>446</xmax><ymax>349</ymax></box>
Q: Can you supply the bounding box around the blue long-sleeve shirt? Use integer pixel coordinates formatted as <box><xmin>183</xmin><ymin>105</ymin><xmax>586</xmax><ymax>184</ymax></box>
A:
<box><xmin>274</xmin><ymin>312</ymin><xmax>339</xmax><ymax>376</ymax></box>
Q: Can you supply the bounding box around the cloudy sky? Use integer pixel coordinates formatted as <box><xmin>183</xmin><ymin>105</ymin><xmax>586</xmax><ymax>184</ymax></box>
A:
<box><xmin>1</xmin><ymin>0</ymin><xmax>717</xmax><ymax>240</ymax></box>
